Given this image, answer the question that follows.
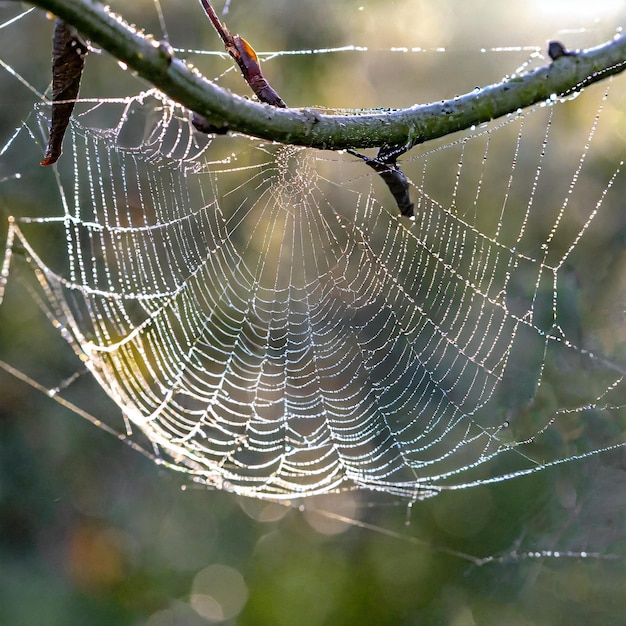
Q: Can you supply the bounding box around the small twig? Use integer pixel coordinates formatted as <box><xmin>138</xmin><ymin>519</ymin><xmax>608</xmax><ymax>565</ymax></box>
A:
<box><xmin>198</xmin><ymin>0</ymin><xmax>286</xmax><ymax>108</ymax></box>
<box><xmin>40</xmin><ymin>19</ymin><xmax>88</xmax><ymax>165</ymax></box>
<box><xmin>548</xmin><ymin>41</ymin><xmax>577</xmax><ymax>61</ymax></box>
<box><xmin>348</xmin><ymin>149</ymin><xmax>415</xmax><ymax>218</ymax></box>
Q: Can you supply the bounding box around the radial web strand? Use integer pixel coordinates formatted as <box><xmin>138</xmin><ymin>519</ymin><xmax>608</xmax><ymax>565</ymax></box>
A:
<box><xmin>0</xmin><ymin>4</ymin><xmax>625</xmax><ymax>507</ymax></box>
<box><xmin>1</xmin><ymin>79</ymin><xmax>624</xmax><ymax>500</ymax></box>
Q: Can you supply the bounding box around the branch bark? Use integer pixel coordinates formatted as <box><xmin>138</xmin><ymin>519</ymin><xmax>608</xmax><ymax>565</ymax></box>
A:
<box><xmin>20</xmin><ymin>0</ymin><xmax>626</xmax><ymax>150</ymax></box>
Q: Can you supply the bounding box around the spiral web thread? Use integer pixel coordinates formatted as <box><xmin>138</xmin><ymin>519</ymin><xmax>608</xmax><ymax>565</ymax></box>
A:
<box><xmin>1</xmin><ymin>12</ymin><xmax>625</xmax><ymax>502</ymax></box>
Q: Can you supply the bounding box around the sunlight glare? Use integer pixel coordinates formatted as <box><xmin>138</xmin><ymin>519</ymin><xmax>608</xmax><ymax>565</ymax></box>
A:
<box><xmin>531</xmin><ymin>0</ymin><xmax>624</xmax><ymax>18</ymax></box>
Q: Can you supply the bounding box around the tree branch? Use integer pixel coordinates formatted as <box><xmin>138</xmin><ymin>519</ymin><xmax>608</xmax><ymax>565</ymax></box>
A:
<box><xmin>21</xmin><ymin>0</ymin><xmax>626</xmax><ymax>150</ymax></box>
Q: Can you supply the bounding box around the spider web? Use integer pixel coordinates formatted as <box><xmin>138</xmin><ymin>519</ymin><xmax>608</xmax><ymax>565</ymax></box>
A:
<box><xmin>0</xmin><ymin>3</ymin><xmax>625</xmax><ymax>510</ymax></box>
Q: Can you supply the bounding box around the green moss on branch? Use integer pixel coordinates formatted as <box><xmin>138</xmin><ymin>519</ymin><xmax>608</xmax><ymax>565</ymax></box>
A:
<box><xmin>20</xmin><ymin>0</ymin><xmax>626</xmax><ymax>150</ymax></box>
